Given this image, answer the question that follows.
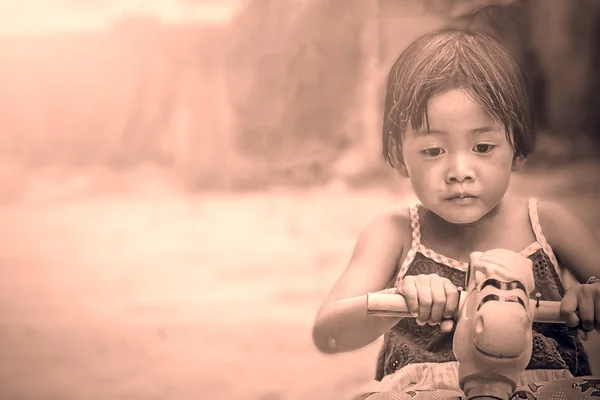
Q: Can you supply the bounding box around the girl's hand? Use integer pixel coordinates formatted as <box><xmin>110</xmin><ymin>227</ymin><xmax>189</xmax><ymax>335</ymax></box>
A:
<box><xmin>396</xmin><ymin>274</ymin><xmax>459</xmax><ymax>332</ymax></box>
<box><xmin>560</xmin><ymin>279</ymin><xmax>600</xmax><ymax>333</ymax></box>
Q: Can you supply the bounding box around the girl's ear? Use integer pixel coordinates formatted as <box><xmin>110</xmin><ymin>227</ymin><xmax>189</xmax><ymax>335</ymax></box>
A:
<box><xmin>511</xmin><ymin>155</ymin><xmax>526</xmax><ymax>171</ymax></box>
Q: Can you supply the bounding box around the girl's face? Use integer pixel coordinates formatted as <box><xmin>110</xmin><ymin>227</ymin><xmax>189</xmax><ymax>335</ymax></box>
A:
<box><xmin>399</xmin><ymin>88</ymin><xmax>525</xmax><ymax>225</ymax></box>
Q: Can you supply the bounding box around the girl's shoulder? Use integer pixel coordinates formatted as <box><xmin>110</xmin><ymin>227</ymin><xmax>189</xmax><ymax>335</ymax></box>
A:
<box><xmin>532</xmin><ymin>197</ymin><xmax>578</xmax><ymax>232</ymax></box>
<box><xmin>359</xmin><ymin>206</ymin><xmax>414</xmax><ymax>250</ymax></box>
<box><xmin>532</xmin><ymin>196</ymin><xmax>600</xmax><ymax>283</ymax></box>
<box><xmin>341</xmin><ymin>207</ymin><xmax>415</xmax><ymax>292</ymax></box>
<box><xmin>500</xmin><ymin>195</ymin><xmax>576</xmax><ymax>230</ymax></box>
<box><xmin>504</xmin><ymin>195</ymin><xmax>576</xmax><ymax>223</ymax></box>
<box><xmin>533</xmin><ymin>197</ymin><xmax>587</xmax><ymax>245</ymax></box>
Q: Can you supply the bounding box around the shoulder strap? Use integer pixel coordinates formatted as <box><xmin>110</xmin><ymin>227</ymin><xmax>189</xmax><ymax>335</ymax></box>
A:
<box><xmin>528</xmin><ymin>198</ymin><xmax>544</xmax><ymax>244</ymax></box>
<box><xmin>528</xmin><ymin>197</ymin><xmax>560</xmax><ymax>269</ymax></box>
<box><xmin>395</xmin><ymin>204</ymin><xmax>421</xmax><ymax>285</ymax></box>
<box><xmin>408</xmin><ymin>204</ymin><xmax>422</xmax><ymax>247</ymax></box>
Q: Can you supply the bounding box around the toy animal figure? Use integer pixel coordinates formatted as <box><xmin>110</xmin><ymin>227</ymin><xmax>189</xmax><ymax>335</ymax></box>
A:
<box><xmin>453</xmin><ymin>249</ymin><xmax>537</xmax><ymax>400</ymax></box>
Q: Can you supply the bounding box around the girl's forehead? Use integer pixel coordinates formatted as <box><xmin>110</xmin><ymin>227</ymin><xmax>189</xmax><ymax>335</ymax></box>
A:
<box><xmin>427</xmin><ymin>88</ymin><xmax>484</xmax><ymax>112</ymax></box>
<box><xmin>422</xmin><ymin>89</ymin><xmax>503</xmax><ymax>129</ymax></box>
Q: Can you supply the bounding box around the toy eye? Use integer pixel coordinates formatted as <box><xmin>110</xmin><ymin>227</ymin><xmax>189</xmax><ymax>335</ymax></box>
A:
<box><xmin>481</xmin><ymin>279</ymin><xmax>502</xmax><ymax>290</ymax></box>
<box><xmin>504</xmin><ymin>296</ymin><xmax>526</xmax><ymax>309</ymax></box>
<box><xmin>477</xmin><ymin>294</ymin><xmax>500</xmax><ymax>311</ymax></box>
<box><xmin>506</xmin><ymin>281</ymin><xmax>527</xmax><ymax>292</ymax></box>
<box><xmin>481</xmin><ymin>279</ymin><xmax>527</xmax><ymax>293</ymax></box>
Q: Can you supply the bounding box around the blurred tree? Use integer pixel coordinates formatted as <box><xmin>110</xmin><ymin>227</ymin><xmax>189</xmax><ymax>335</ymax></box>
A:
<box><xmin>528</xmin><ymin>0</ymin><xmax>599</xmax><ymax>141</ymax></box>
<box><xmin>224</xmin><ymin>0</ymin><xmax>366</xmax><ymax>184</ymax></box>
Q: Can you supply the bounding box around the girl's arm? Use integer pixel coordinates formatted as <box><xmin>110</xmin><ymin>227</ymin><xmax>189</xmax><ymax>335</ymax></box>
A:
<box><xmin>312</xmin><ymin>212</ymin><xmax>410</xmax><ymax>354</ymax></box>
<box><xmin>538</xmin><ymin>200</ymin><xmax>600</xmax><ymax>283</ymax></box>
<box><xmin>538</xmin><ymin>200</ymin><xmax>600</xmax><ymax>332</ymax></box>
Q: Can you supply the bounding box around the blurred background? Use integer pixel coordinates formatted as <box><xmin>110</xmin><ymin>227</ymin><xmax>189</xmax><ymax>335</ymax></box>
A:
<box><xmin>0</xmin><ymin>0</ymin><xmax>599</xmax><ymax>399</ymax></box>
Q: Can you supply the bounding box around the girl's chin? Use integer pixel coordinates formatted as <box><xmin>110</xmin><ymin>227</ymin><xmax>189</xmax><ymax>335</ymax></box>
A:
<box><xmin>433</xmin><ymin>206</ymin><xmax>489</xmax><ymax>226</ymax></box>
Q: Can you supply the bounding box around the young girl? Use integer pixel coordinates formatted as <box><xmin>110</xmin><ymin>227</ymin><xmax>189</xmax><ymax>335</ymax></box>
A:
<box><xmin>312</xmin><ymin>28</ymin><xmax>600</xmax><ymax>399</ymax></box>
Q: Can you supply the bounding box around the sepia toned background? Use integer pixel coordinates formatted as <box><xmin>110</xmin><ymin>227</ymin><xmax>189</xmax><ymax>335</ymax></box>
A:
<box><xmin>0</xmin><ymin>0</ymin><xmax>599</xmax><ymax>399</ymax></box>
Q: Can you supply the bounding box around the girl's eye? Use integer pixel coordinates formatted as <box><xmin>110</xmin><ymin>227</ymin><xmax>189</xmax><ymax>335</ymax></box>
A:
<box><xmin>421</xmin><ymin>148</ymin><xmax>445</xmax><ymax>157</ymax></box>
<box><xmin>473</xmin><ymin>143</ymin><xmax>495</xmax><ymax>154</ymax></box>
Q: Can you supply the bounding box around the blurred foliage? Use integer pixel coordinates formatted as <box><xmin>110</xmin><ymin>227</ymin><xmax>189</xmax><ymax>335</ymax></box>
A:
<box><xmin>225</xmin><ymin>0</ymin><xmax>366</xmax><ymax>182</ymax></box>
<box><xmin>0</xmin><ymin>17</ymin><xmax>240</xmax><ymax>190</ymax></box>
<box><xmin>0</xmin><ymin>0</ymin><xmax>598</xmax><ymax>193</ymax></box>
<box><xmin>0</xmin><ymin>17</ymin><xmax>220</xmax><ymax>167</ymax></box>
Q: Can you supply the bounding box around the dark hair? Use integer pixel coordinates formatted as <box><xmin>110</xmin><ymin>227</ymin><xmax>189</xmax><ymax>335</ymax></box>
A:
<box><xmin>382</xmin><ymin>28</ymin><xmax>534</xmax><ymax>169</ymax></box>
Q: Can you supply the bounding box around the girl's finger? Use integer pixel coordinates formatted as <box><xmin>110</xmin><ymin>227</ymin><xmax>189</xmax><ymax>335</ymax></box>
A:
<box><xmin>417</xmin><ymin>278</ymin><xmax>433</xmax><ymax>326</ymax></box>
<box><xmin>440</xmin><ymin>319</ymin><xmax>454</xmax><ymax>333</ymax></box>
<box><xmin>577</xmin><ymin>290</ymin><xmax>595</xmax><ymax>332</ymax></box>
<box><xmin>399</xmin><ymin>278</ymin><xmax>419</xmax><ymax>317</ymax></box>
<box><xmin>560</xmin><ymin>290</ymin><xmax>580</xmax><ymax>328</ymax></box>
<box><xmin>443</xmin><ymin>280</ymin><xmax>459</xmax><ymax>319</ymax></box>
<box><xmin>429</xmin><ymin>278</ymin><xmax>446</xmax><ymax>325</ymax></box>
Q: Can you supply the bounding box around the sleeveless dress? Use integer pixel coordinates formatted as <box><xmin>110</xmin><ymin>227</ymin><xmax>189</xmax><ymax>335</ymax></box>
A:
<box><xmin>374</xmin><ymin>198</ymin><xmax>591</xmax><ymax>385</ymax></box>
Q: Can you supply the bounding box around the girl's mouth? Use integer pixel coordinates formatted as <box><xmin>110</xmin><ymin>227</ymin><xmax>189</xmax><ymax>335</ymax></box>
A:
<box><xmin>447</xmin><ymin>195</ymin><xmax>477</xmax><ymax>205</ymax></box>
<box><xmin>447</xmin><ymin>192</ymin><xmax>476</xmax><ymax>200</ymax></box>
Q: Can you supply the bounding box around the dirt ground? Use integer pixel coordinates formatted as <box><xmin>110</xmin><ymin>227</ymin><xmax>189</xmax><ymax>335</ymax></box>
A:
<box><xmin>0</xmin><ymin>163</ymin><xmax>599</xmax><ymax>400</ymax></box>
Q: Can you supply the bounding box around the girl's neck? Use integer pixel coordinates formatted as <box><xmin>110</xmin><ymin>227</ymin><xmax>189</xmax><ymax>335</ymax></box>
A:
<box><xmin>421</xmin><ymin>200</ymin><xmax>505</xmax><ymax>247</ymax></box>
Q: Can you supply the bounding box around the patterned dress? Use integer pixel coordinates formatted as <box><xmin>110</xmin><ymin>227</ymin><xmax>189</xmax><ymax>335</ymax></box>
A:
<box><xmin>374</xmin><ymin>198</ymin><xmax>591</xmax><ymax>383</ymax></box>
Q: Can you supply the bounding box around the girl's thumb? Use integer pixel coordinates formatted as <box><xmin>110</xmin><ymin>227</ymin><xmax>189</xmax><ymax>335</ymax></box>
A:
<box><xmin>440</xmin><ymin>319</ymin><xmax>454</xmax><ymax>333</ymax></box>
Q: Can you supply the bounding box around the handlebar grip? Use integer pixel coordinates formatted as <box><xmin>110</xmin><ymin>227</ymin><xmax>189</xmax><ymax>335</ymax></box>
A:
<box><xmin>530</xmin><ymin>299</ymin><xmax>563</xmax><ymax>323</ymax></box>
<box><xmin>366</xmin><ymin>293</ymin><xmax>564</xmax><ymax>323</ymax></box>
<box><xmin>366</xmin><ymin>292</ymin><xmax>414</xmax><ymax>318</ymax></box>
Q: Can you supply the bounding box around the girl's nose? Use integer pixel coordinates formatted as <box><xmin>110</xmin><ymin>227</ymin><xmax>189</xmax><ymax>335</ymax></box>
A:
<box><xmin>446</xmin><ymin>154</ymin><xmax>475</xmax><ymax>183</ymax></box>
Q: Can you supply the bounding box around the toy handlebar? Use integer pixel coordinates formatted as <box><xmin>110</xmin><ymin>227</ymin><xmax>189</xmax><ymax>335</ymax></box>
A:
<box><xmin>366</xmin><ymin>292</ymin><xmax>565</xmax><ymax>324</ymax></box>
